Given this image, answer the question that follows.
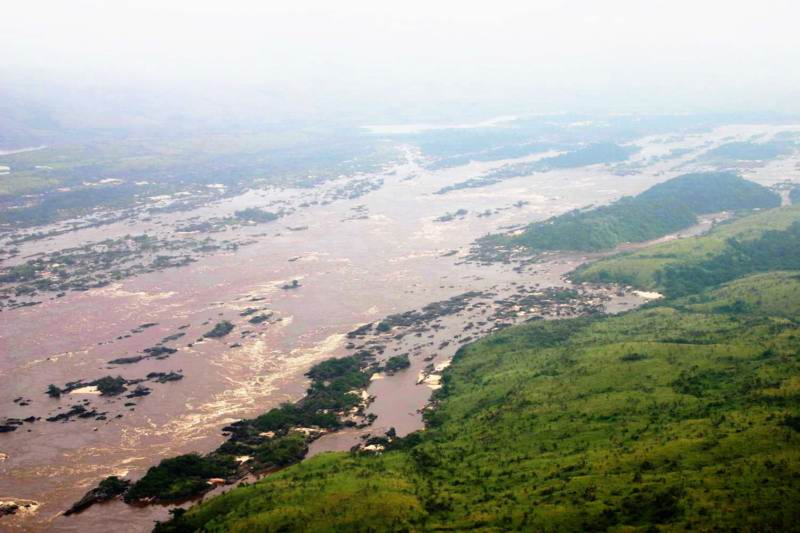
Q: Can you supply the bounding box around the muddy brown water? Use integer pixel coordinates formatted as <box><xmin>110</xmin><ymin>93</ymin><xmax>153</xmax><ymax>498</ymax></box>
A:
<box><xmin>2</xmin><ymin>126</ymin><xmax>797</xmax><ymax>532</ymax></box>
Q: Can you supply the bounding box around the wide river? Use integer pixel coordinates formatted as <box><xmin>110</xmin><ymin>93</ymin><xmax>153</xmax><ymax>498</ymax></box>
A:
<box><xmin>1</xmin><ymin>124</ymin><xmax>796</xmax><ymax>532</ymax></box>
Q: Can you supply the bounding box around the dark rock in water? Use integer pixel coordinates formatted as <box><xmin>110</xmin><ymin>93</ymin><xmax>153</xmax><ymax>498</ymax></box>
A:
<box><xmin>0</xmin><ymin>502</ymin><xmax>19</xmax><ymax>516</ymax></box>
<box><xmin>143</xmin><ymin>346</ymin><xmax>178</xmax><ymax>357</ymax></box>
<box><xmin>347</xmin><ymin>323</ymin><xmax>373</xmax><ymax>338</ymax></box>
<box><xmin>65</xmin><ymin>476</ymin><xmax>131</xmax><ymax>516</ymax></box>
<box><xmin>248</xmin><ymin>313</ymin><xmax>272</xmax><ymax>325</ymax></box>
<box><xmin>146</xmin><ymin>372</ymin><xmax>183</xmax><ymax>383</ymax></box>
<box><xmin>160</xmin><ymin>332</ymin><xmax>186</xmax><ymax>343</ymax></box>
<box><xmin>47</xmin><ymin>404</ymin><xmax>95</xmax><ymax>422</ymax></box>
<box><xmin>126</xmin><ymin>386</ymin><xmax>151</xmax><ymax>398</ymax></box>
<box><xmin>281</xmin><ymin>279</ymin><xmax>301</xmax><ymax>290</ymax></box>
<box><xmin>108</xmin><ymin>355</ymin><xmax>145</xmax><ymax>365</ymax></box>
<box><xmin>110</xmin><ymin>345</ymin><xmax>178</xmax><ymax>365</ymax></box>
<box><xmin>0</xmin><ymin>418</ymin><xmax>27</xmax><ymax>431</ymax></box>
<box><xmin>204</xmin><ymin>321</ymin><xmax>234</xmax><ymax>338</ymax></box>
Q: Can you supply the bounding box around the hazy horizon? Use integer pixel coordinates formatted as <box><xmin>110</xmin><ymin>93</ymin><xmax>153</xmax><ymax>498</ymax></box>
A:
<box><xmin>3</xmin><ymin>0</ymin><xmax>800</xmax><ymax>126</ymax></box>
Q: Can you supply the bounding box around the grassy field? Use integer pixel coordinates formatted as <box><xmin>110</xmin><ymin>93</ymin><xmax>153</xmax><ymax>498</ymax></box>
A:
<box><xmin>155</xmin><ymin>207</ymin><xmax>800</xmax><ymax>532</ymax></box>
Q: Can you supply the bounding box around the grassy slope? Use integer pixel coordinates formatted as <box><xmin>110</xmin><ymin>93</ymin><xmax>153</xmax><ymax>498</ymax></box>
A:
<box><xmin>158</xmin><ymin>275</ymin><xmax>800</xmax><ymax>531</ymax></box>
<box><xmin>680</xmin><ymin>271</ymin><xmax>800</xmax><ymax>319</ymax></box>
<box><xmin>573</xmin><ymin>204</ymin><xmax>800</xmax><ymax>289</ymax></box>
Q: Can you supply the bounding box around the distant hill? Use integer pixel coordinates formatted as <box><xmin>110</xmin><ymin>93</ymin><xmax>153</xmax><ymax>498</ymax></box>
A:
<box><xmin>481</xmin><ymin>172</ymin><xmax>780</xmax><ymax>253</ymax></box>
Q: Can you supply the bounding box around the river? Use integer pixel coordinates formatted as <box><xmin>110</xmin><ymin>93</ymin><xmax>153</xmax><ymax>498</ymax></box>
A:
<box><xmin>1</xmin><ymin>124</ymin><xmax>797</xmax><ymax>531</ymax></box>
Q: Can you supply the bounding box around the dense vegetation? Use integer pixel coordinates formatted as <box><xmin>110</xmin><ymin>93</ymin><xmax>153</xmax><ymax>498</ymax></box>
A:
<box><xmin>156</xmin><ymin>271</ymin><xmax>800</xmax><ymax>532</ymax></box>
<box><xmin>655</xmin><ymin>221</ymin><xmax>800</xmax><ymax>296</ymax></box>
<box><xmin>124</xmin><ymin>454</ymin><xmax>238</xmax><ymax>503</ymax></box>
<box><xmin>384</xmin><ymin>354</ymin><xmax>411</xmax><ymax>373</ymax></box>
<box><xmin>154</xmin><ymin>206</ymin><xmax>800</xmax><ymax>532</ymax></box>
<box><xmin>481</xmin><ymin>172</ymin><xmax>779</xmax><ymax>253</ymax></box>
<box><xmin>574</xmin><ymin>204</ymin><xmax>800</xmax><ymax>294</ymax></box>
<box><xmin>93</xmin><ymin>375</ymin><xmax>128</xmax><ymax>396</ymax></box>
<box><xmin>247</xmin><ymin>355</ymin><xmax>370</xmax><ymax>434</ymax></box>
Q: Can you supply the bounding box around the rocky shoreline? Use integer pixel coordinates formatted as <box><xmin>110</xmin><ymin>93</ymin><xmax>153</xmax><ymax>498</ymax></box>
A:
<box><xmin>63</xmin><ymin>281</ymin><xmax>626</xmax><ymax>517</ymax></box>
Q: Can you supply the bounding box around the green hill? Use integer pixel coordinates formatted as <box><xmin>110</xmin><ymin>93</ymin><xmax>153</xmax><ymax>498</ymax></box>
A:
<box><xmin>481</xmin><ymin>172</ymin><xmax>779</xmax><ymax>253</ymax></box>
<box><xmin>573</xmin><ymin>204</ymin><xmax>800</xmax><ymax>294</ymax></box>
<box><xmin>155</xmin><ymin>236</ymin><xmax>800</xmax><ymax>531</ymax></box>
<box><xmin>636</xmin><ymin>172</ymin><xmax>782</xmax><ymax>213</ymax></box>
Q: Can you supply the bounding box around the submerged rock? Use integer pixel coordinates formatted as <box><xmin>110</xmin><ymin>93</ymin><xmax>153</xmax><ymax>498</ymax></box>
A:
<box><xmin>0</xmin><ymin>502</ymin><xmax>19</xmax><ymax>516</ymax></box>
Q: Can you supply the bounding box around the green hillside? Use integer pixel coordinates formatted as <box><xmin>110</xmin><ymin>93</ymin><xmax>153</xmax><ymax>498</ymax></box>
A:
<box><xmin>155</xmin><ymin>221</ymin><xmax>800</xmax><ymax>532</ymax></box>
<box><xmin>678</xmin><ymin>271</ymin><xmax>800</xmax><ymax>319</ymax></box>
<box><xmin>480</xmin><ymin>172</ymin><xmax>779</xmax><ymax>253</ymax></box>
<box><xmin>573</xmin><ymin>204</ymin><xmax>800</xmax><ymax>293</ymax></box>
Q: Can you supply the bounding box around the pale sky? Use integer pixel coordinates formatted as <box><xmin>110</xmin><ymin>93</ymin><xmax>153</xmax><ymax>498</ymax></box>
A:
<box><xmin>2</xmin><ymin>0</ymin><xmax>799</xmax><ymax>116</ymax></box>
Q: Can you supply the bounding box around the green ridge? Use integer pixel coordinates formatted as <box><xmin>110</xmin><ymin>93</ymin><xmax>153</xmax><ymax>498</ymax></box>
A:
<box><xmin>481</xmin><ymin>172</ymin><xmax>779</xmax><ymax>253</ymax></box>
